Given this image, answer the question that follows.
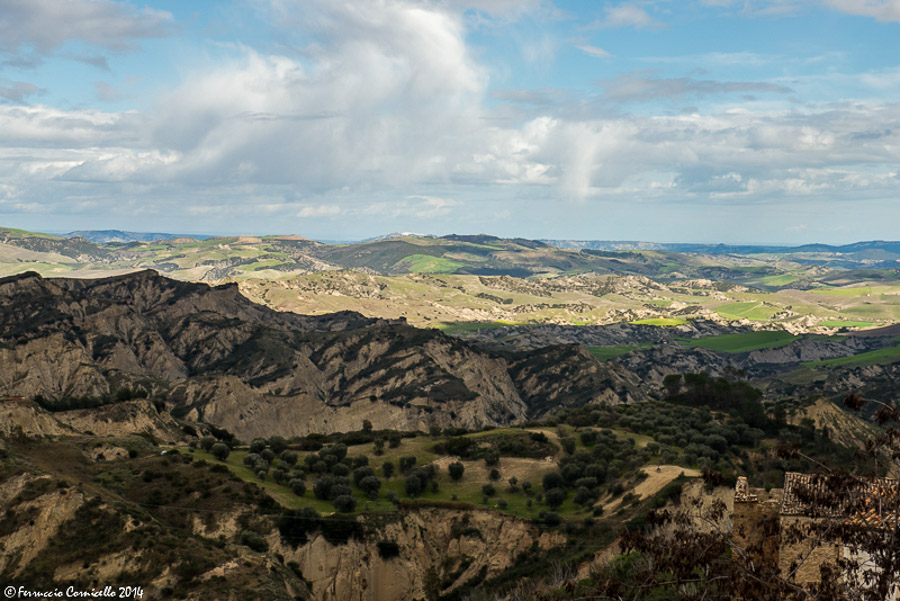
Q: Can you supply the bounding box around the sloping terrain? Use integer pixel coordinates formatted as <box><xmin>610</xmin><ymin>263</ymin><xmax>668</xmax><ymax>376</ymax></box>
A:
<box><xmin>0</xmin><ymin>270</ymin><xmax>641</xmax><ymax>439</ymax></box>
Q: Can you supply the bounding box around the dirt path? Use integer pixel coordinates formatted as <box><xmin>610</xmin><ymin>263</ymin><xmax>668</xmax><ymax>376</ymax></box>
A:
<box><xmin>601</xmin><ymin>464</ymin><xmax>700</xmax><ymax>513</ymax></box>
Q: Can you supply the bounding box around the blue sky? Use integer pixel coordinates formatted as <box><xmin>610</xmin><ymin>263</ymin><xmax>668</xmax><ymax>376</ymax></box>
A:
<box><xmin>1</xmin><ymin>0</ymin><xmax>899</xmax><ymax>243</ymax></box>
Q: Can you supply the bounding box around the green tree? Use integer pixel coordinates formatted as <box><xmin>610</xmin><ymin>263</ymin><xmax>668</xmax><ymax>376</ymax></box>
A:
<box><xmin>210</xmin><ymin>442</ymin><xmax>230</xmax><ymax>461</ymax></box>
<box><xmin>448</xmin><ymin>461</ymin><xmax>465</xmax><ymax>482</ymax></box>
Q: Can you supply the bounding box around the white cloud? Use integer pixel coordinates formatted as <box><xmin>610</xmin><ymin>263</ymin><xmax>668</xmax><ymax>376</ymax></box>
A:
<box><xmin>825</xmin><ymin>0</ymin><xmax>900</xmax><ymax>22</ymax></box>
<box><xmin>577</xmin><ymin>45</ymin><xmax>612</xmax><ymax>59</ymax></box>
<box><xmin>406</xmin><ymin>196</ymin><xmax>459</xmax><ymax>218</ymax></box>
<box><xmin>593</xmin><ymin>3</ymin><xmax>663</xmax><ymax>29</ymax></box>
<box><xmin>1</xmin><ymin>0</ymin><xmax>899</xmax><ymax>237</ymax></box>
<box><xmin>297</xmin><ymin>204</ymin><xmax>341</xmax><ymax>218</ymax></box>
<box><xmin>0</xmin><ymin>0</ymin><xmax>173</xmax><ymax>66</ymax></box>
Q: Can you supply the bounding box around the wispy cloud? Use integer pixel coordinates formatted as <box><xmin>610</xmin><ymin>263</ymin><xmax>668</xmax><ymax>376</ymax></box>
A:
<box><xmin>825</xmin><ymin>0</ymin><xmax>900</xmax><ymax>23</ymax></box>
<box><xmin>0</xmin><ymin>79</ymin><xmax>43</xmax><ymax>103</ymax></box>
<box><xmin>578</xmin><ymin>45</ymin><xmax>612</xmax><ymax>59</ymax></box>
<box><xmin>590</xmin><ymin>3</ymin><xmax>663</xmax><ymax>29</ymax></box>
<box><xmin>597</xmin><ymin>73</ymin><xmax>794</xmax><ymax>102</ymax></box>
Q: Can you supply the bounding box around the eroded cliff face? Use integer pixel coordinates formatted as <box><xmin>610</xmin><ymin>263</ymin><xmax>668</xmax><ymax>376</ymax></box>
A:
<box><xmin>267</xmin><ymin>508</ymin><xmax>566</xmax><ymax>601</ymax></box>
<box><xmin>0</xmin><ymin>271</ymin><xmax>635</xmax><ymax>438</ymax></box>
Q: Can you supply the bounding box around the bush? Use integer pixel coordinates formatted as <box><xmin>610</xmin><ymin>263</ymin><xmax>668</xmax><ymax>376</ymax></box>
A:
<box><xmin>497</xmin><ymin>498</ymin><xmax>508</xmax><ymax>509</ymax></box>
<box><xmin>250</xmin><ymin>438</ymin><xmax>267</xmax><ymax>454</ymax></box>
<box><xmin>399</xmin><ymin>456</ymin><xmax>417</xmax><ymax>474</ymax></box>
<box><xmin>377</xmin><ymin>540</ymin><xmax>400</xmax><ymax>559</ymax></box>
<box><xmin>405</xmin><ymin>474</ymin><xmax>423</xmax><ymax>497</ymax></box>
<box><xmin>359</xmin><ymin>476</ymin><xmax>382</xmax><ymax>499</ymax></box>
<box><xmin>332</xmin><ymin>495</ymin><xmax>356</xmax><ymax>513</ymax></box>
<box><xmin>240</xmin><ymin>530</ymin><xmax>268</xmax><ymax>552</ymax></box>
<box><xmin>353</xmin><ymin>466</ymin><xmax>376</xmax><ymax>487</ymax></box>
<box><xmin>269</xmin><ymin>436</ymin><xmax>288</xmax><ymax>454</ymax></box>
<box><xmin>200</xmin><ymin>436</ymin><xmax>216</xmax><ymax>451</ymax></box>
<box><xmin>280</xmin><ymin>450</ymin><xmax>298</xmax><ymax>466</ymax></box>
<box><xmin>537</xmin><ymin>511</ymin><xmax>561</xmax><ymax>526</ymax></box>
<box><xmin>448</xmin><ymin>461</ymin><xmax>465</xmax><ymax>482</ymax></box>
<box><xmin>481</xmin><ymin>484</ymin><xmax>496</xmax><ymax>497</ymax></box>
<box><xmin>545</xmin><ymin>487</ymin><xmax>567</xmax><ymax>509</ymax></box>
<box><xmin>542</xmin><ymin>471</ymin><xmax>565</xmax><ymax>492</ymax></box>
<box><xmin>289</xmin><ymin>479</ymin><xmax>306</xmax><ymax>497</ymax></box>
<box><xmin>210</xmin><ymin>443</ymin><xmax>230</xmax><ymax>461</ymax></box>
<box><xmin>382</xmin><ymin>461</ymin><xmax>395</xmax><ymax>479</ymax></box>
<box><xmin>489</xmin><ymin>468</ymin><xmax>500</xmax><ymax>481</ymax></box>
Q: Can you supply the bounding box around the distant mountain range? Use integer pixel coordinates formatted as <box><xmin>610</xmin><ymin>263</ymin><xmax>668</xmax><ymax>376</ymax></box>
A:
<box><xmin>65</xmin><ymin>229</ymin><xmax>214</xmax><ymax>243</ymax></box>
<box><xmin>541</xmin><ymin>240</ymin><xmax>900</xmax><ymax>255</ymax></box>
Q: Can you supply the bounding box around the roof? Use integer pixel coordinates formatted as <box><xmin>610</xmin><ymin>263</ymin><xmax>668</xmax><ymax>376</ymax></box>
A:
<box><xmin>781</xmin><ymin>472</ymin><xmax>899</xmax><ymax>528</ymax></box>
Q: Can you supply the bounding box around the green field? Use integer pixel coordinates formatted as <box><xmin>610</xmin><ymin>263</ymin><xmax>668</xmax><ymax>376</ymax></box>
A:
<box><xmin>630</xmin><ymin>317</ymin><xmax>688</xmax><ymax>326</ymax></box>
<box><xmin>588</xmin><ymin>344</ymin><xmax>652</xmax><ymax>360</ymax></box>
<box><xmin>820</xmin><ymin>320</ymin><xmax>874</xmax><ymax>328</ymax></box>
<box><xmin>432</xmin><ymin>320</ymin><xmax>522</xmax><ymax>335</ymax></box>
<box><xmin>677</xmin><ymin>331</ymin><xmax>800</xmax><ymax>353</ymax></box>
<box><xmin>802</xmin><ymin>344</ymin><xmax>900</xmax><ymax>368</ymax></box>
<box><xmin>392</xmin><ymin>254</ymin><xmax>466</xmax><ymax>273</ymax></box>
<box><xmin>715</xmin><ymin>301</ymin><xmax>779</xmax><ymax>321</ymax></box>
<box><xmin>812</xmin><ymin>286</ymin><xmax>872</xmax><ymax>297</ymax></box>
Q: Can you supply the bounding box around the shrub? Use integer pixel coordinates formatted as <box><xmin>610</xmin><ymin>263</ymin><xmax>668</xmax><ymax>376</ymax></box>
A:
<box><xmin>332</xmin><ymin>495</ymin><xmax>356</xmax><ymax>513</ymax></box>
<box><xmin>448</xmin><ymin>461</ymin><xmax>465</xmax><ymax>482</ymax></box>
<box><xmin>353</xmin><ymin>466</ymin><xmax>376</xmax><ymax>487</ymax></box>
<box><xmin>289</xmin><ymin>479</ymin><xmax>306</xmax><ymax>497</ymax></box>
<box><xmin>542</xmin><ymin>471</ymin><xmax>565</xmax><ymax>492</ymax></box>
<box><xmin>545</xmin><ymin>487</ymin><xmax>567</xmax><ymax>509</ymax></box>
<box><xmin>405</xmin><ymin>474</ymin><xmax>423</xmax><ymax>497</ymax></box>
<box><xmin>269</xmin><ymin>436</ymin><xmax>288</xmax><ymax>454</ymax></box>
<box><xmin>280</xmin><ymin>450</ymin><xmax>298</xmax><ymax>466</ymax></box>
<box><xmin>250</xmin><ymin>438</ymin><xmax>267</xmax><ymax>454</ymax></box>
<box><xmin>481</xmin><ymin>484</ymin><xmax>496</xmax><ymax>497</ymax></box>
<box><xmin>489</xmin><ymin>468</ymin><xmax>500</xmax><ymax>481</ymax></box>
<box><xmin>359</xmin><ymin>476</ymin><xmax>382</xmax><ymax>499</ymax></box>
<box><xmin>200</xmin><ymin>436</ymin><xmax>216</xmax><ymax>451</ymax></box>
<box><xmin>377</xmin><ymin>540</ymin><xmax>400</xmax><ymax>559</ymax></box>
<box><xmin>399</xmin><ymin>456</ymin><xmax>417</xmax><ymax>474</ymax></box>
<box><xmin>382</xmin><ymin>461</ymin><xmax>395</xmax><ymax>479</ymax></box>
<box><xmin>240</xmin><ymin>530</ymin><xmax>268</xmax><ymax>553</ymax></box>
<box><xmin>210</xmin><ymin>443</ymin><xmax>230</xmax><ymax>461</ymax></box>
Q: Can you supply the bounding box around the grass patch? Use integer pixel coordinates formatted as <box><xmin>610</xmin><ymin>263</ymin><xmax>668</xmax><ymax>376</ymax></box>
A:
<box><xmin>820</xmin><ymin>320</ymin><xmax>874</xmax><ymax>328</ymax></box>
<box><xmin>811</xmin><ymin>286</ymin><xmax>872</xmax><ymax>297</ymax></box>
<box><xmin>676</xmin><ymin>331</ymin><xmax>799</xmax><ymax>353</ymax></box>
<box><xmin>433</xmin><ymin>321</ymin><xmax>521</xmax><ymax>335</ymax></box>
<box><xmin>588</xmin><ymin>344</ymin><xmax>652</xmax><ymax>360</ymax></box>
<box><xmin>393</xmin><ymin>254</ymin><xmax>466</xmax><ymax>274</ymax></box>
<box><xmin>714</xmin><ymin>301</ymin><xmax>779</xmax><ymax>321</ymax></box>
<box><xmin>802</xmin><ymin>344</ymin><xmax>900</xmax><ymax>368</ymax></box>
<box><xmin>629</xmin><ymin>318</ymin><xmax>688</xmax><ymax>326</ymax></box>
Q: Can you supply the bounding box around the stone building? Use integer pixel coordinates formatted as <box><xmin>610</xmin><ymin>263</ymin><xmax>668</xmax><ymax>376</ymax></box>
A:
<box><xmin>732</xmin><ymin>473</ymin><xmax>899</xmax><ymax>598</ymax></box>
